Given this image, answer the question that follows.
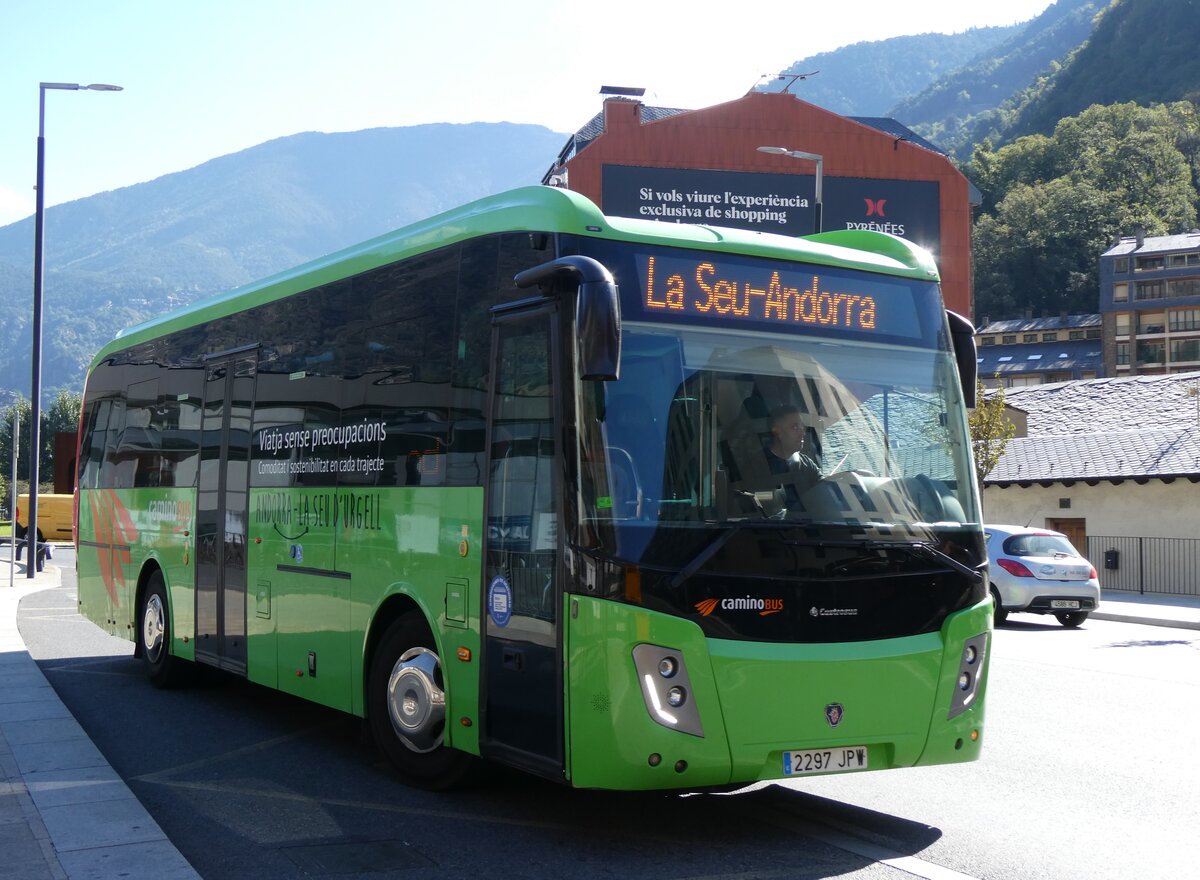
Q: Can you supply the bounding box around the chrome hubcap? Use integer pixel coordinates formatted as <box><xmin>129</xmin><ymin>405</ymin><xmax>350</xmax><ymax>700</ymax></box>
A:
<box><xmin>143</xmin><ymin>594</ymin><xmax>165</xmax><ymax>663</ymax></box>
<box><xmin>386</xmin><ymin>647</ymin><xmax>445</xmax><ymax>753</ymax></box>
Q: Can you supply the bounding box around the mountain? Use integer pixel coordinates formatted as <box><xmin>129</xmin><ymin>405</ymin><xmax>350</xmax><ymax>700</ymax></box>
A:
<box><xmin>1011</xmin><ymin>0</ymin><xmax>1200</xmax><ymax>138</ymax></box>
<box><xmin>761</xmin><ymin>27</ymin><xmax>1019</xmax><ymax>117</ymax></box>
<box><xmin>888</xmin><ymin>0</ymin><xmax>1106</xmax><ymax>157</ymax></box>
<box><xmin>0</xmin><ymin>122</ymin><xmax>566</xmax><ymax>400</ymax></box>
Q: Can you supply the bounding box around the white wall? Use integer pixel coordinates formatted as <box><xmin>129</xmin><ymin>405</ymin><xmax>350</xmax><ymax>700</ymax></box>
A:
<box><xmin>982</xmin><ymin>479</ymin><xmax>1200</xmax><ymax>538</ymax></box>
<box><xmin>983</xmin><ymin>479</ymin><xmax>1200</xmax><ymax>594</ymax></box>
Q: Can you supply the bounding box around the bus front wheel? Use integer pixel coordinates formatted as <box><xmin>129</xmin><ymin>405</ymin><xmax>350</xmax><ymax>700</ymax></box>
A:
<box><xmin>139</xmin><ymin>572</ymin><xmax>188</xmax><ymax>688</ymax></box>
<box><xmin>368</xmin><ymin>614</ymin><xmax>474</xmax><ymax>789</ymax></box>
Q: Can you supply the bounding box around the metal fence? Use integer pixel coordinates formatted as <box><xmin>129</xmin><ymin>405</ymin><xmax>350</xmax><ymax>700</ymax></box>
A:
<box><xmin>1086</xmin><ymin>535</ymin><xmax>1200</xmax><ymax>597</ymax></box>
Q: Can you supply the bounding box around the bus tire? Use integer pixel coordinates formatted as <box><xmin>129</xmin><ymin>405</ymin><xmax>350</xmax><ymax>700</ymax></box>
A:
<box><xmin>990</xmin><ymin>587</ymin><xmax>1007</xmax><ymax>627</ymax></box>
<box><xmin>368</xmin><ymin>613</ymin><xmax>474</xmax><ymax>789</ymax></box>
<box><xmin>139</xmin><ymin>572</ymin><xmax>188</xmax><ymax>689</ymax></box>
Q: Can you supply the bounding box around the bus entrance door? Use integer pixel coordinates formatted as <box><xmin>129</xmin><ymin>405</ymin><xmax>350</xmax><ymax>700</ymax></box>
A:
<box><xmin>195</xmin><ymin>349</ymin><xmax>257</xmax><ymax>675</ymax></box>
<box><xmin>482</xmin><ymin>304</ymin><xmax>564</xmax><ymax>776</ymax></box>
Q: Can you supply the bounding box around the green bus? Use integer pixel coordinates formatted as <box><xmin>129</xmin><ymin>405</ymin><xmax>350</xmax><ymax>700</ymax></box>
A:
<box><xmin>75</xmin><ymin>185</ymin><xmax>989</xmax><ymax>790</ymax></box>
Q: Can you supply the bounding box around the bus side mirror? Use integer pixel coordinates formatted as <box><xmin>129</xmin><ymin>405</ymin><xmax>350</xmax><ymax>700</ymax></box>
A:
<box><xmin>946</xmin><ymin>310</ymin><xmax>977</xmax><ymax>408</ymax></box>
<box><xmin>515</xmin><ymin>255</ymin><xmax>621</xmax><ymax>381</ymax></box>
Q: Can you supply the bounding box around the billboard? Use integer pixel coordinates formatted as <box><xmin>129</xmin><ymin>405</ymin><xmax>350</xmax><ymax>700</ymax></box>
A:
<box><xmin>601</xmin><ymin>165</ymin><xmax>941</xmax><ymax>256</ymax></box>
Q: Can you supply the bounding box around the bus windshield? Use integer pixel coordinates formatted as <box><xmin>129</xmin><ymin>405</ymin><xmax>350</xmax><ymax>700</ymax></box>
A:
<box><xmin>572</xmin><ymin>248</ymin><xmax>978</xmax><ymax>568</ymax></box>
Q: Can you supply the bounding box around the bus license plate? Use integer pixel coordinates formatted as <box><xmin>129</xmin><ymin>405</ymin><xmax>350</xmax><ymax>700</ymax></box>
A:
<box><xmin>1051</xmin><ymin>600</ymin><xmax>1080</xmax><ymax>609</ymax></box>
<box><xmin>783</xmin><ymin>746</ymin><xmax>868</xmax><ymax>776</ymax></box>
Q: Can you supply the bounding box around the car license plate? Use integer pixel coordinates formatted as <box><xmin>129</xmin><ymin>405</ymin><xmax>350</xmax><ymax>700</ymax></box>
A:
<box><xmin>783</xmin><ymin>746</ymin><xmax>868</xmax><ymax>775</ymax></box>
<box><xmin>1051</xmin><ymin>599</ymin><xmax>1081</xmax><ymax>609</ymax></box>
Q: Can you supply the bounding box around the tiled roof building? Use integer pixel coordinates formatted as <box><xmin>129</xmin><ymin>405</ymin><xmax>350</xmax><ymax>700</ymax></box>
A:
<box><xmin>987</xmin><ymin>372</ymin><xmax>1200</xmax><ymax>484</ymax></box>
<box><xmin>981</xmin><ymin>372</ymin><xmax>1200</xmax><ymax>595</ymax></box>
<box><xmin>975</xmin><ymin>314</ymin><xmax>1102</xmax><ymax>388</ymax></box>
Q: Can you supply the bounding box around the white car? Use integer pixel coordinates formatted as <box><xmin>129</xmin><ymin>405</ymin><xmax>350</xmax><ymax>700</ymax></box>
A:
<box><xmin>985</xmin><ymin>525</ymin><xmax>1101</xmax><ymax>628</ymax></box>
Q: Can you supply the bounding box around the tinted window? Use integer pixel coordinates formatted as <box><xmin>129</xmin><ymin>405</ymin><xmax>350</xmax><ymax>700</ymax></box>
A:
<box><xmin>1003</xmin><ymin>533</ymin><xmax>1078</xmax><ymax>557</ymax></box>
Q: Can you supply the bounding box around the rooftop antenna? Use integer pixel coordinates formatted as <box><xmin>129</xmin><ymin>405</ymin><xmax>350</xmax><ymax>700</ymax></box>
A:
<box><xmin>753</xmin><ymin>70</ymin><xmax>819</xmax><ymax>94</ymax></box>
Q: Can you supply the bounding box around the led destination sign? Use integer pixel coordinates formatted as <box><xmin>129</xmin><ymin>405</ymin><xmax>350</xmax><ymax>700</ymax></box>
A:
<box><xmin>632</xmin><ymin>253</ymin><xmax>933</xmax><ymax>342</ymax></box>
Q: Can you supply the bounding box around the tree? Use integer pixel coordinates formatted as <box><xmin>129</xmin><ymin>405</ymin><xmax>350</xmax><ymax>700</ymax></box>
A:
<box><xmin>969</xmin><ymin>101</ymin><xmax>1200</xmax><ymax>320</ymax></box>
<box><xmin>969</xmin><ymin>380</ymin><xmax>1017</xmax><ymax>484</ymax></box>
<box><xmin>0</xmin><ymin>390</ymin><xmax>81</xmax><ymax>493</ymax></box>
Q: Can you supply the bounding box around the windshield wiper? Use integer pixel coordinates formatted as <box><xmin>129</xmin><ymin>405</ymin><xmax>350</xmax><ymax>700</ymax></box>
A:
<box><xmin>895</xmin><ymin>541</ymin><xmax>984</xmax><ymax>584</ymax></box>
<box><xmin>776</xmin><ymin>534</ymin><xmax>985</xmax><ymax>584</ymax></box>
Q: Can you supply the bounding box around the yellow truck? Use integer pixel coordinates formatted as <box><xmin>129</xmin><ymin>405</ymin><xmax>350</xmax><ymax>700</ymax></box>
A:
<box><xmin>15</xmin><ymin>492</ymin><xmax>73</xmax><ymax>570</ymax></box>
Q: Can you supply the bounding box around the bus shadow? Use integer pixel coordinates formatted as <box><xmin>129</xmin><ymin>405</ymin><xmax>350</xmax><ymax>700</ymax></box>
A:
<box><xmin>43</xmin><ymin>653</ymin><xmax>946</xmax><ymax>879</ymax></box>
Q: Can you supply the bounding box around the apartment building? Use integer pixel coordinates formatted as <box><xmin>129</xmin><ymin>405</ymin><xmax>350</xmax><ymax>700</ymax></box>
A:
<box><xmin>1101</xmin><ymin>230</ymin><xmax>1200</xmax><ymax>375</ymax></box>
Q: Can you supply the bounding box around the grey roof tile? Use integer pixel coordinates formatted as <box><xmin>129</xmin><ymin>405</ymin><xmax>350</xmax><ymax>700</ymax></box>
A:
<box><xmin>985</xmin><ymin>372</ymin><xmax>1200</xmax><ymax>483</ymax></box>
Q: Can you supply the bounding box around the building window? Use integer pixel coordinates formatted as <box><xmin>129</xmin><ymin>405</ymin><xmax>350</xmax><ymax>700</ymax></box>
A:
<box><xmin>1116</xmin><ymin>342</ymin><xmax>1130</xmax><ymax>365</ymax></box>
<box><xmin>1114</xmin><ymin>257</ymin><xmax>1129</xmax><ymax>273</ymax></box>
<box><xmin>1136</xmin><ymin>255</ymin><xmax>1165</xmax><ymax>271</ymax></box>
<box><xmin>1002</xmin><ymin>334</ymin><xmax>1017</xmax><ymax>344</ymax></box>
<box><xmin>980</xmin><ymin>336</ymin><xmax>995</xmax><ymax>346</ymax></box>
<box><xmin>1113</xmin><ymin>282</ymin><xmax>1129</xmax><ymax>302</ymax></box>
<box><xmin>1136</xmin><ymin>280</ymin><xmax>1166</xmax><ymax>300</ymax></box>
<box><xmin>1086</xmin><ymin>328</ymin><xmax>1101</xmax><ymax>339</ymax></box>
<box><xmin>1170</xmin><ymin>338</ymin><xmax>1200</xmax><ymax>362</ymax></box>
<box><xmin>1169</xmin><ymin>308</ymin><xmax>1200</xmax><ymax>332</ymax></box>
<box><xmin>997</xmin><ymin>355</ymin><xmax>1013</xmax><ymax>362</ymax></box>
<box><xmin>1115</xmin><ymin>313</ymin><xmax>1131</xmax><ymax>336</ymax></box>
<box><xmin>1169</xmin><ymin>253</ymin><xmax>1200</xmax><ymax>267</ymax></box>
<box><xmin>1138</xmin><ymin>312</ymin><xmax>1166</xmax><ymax>334</ymax></box>
<box><xmin>1137</xmin><ymin>341</ymin><xmax>1166</xmax><ymax>364</ymax></box>
<box><xmin>1009</xmin><ymin>375</ymin><xmax>1042</xmax><ymax>387</ymax></box>
<box><xmin>1027</xmin><ymin>354</ymin><xmax>1043</xmax><ymax>361</ymax></box>
<box><xmin>1042</xmin><ymin>332</ymin><xmax>1057</xmax><ymax>342</ymax></box>
<box><xmin>1169</xmin><ymin>278</ymin><xmax>1200</xmax><ymax>298</ymax></box>
<box><xmin>1023</xmin><ymin>333</ymin><xmax>1038</xmax><ymax>343</ymax></box>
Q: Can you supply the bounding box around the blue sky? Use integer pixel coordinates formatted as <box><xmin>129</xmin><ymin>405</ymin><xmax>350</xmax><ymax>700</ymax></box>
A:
<box><xmin>0</xmin><ymin>0</ymin><xmax>1055</xmax><ymax>227</ymax></box>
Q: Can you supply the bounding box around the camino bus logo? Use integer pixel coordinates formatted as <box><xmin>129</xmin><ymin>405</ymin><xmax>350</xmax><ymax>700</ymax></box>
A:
<box><xmin>694</xmin><ymin>597</ymin><xmax>783</xmax><ymax>616</ymax></box>
<box><xmin>88</xmin><ymin>489</ymin><xmax>139</xmax><ymax>607</ymax></box>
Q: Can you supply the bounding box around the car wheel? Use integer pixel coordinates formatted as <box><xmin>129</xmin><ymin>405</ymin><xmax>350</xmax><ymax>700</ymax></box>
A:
<box><xmin>139</xmin><ymin>571</ymin><xmax>190</xmax><ymax>688</ymax></box>
<box><xmin>368</xmin><ymin>613</ymin><xmax>475</xmax><ymax>790</ymax></box>
<box><xmin>1055</xmin><ymin>611</ymin><xmax>1088</xmax><ymax>628</ymax></box>
<box><xmin>990</xmin><ymin>587</ymin><xmax>1008</xmax><ymax>627</ymax></box>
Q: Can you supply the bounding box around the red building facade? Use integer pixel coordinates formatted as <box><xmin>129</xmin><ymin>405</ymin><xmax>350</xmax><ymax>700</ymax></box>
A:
<box><xmin>546</xmin><ymin>91</ymin><xmax>974</xmax><ymax>316</ymax></box>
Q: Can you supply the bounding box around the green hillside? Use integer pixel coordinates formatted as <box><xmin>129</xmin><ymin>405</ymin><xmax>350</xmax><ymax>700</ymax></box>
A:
<box><xmin>1013</xmin><ymin>0</ymin><xmax>1200</xmax><ymax>137</ymax></box>
<box><xmin>891</xmin><ymin>0</ymin><xmax>1105</xmax><ymax>157</ymax></box>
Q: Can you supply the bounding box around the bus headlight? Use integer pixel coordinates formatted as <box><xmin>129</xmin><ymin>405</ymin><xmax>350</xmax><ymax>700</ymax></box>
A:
<box><xmin>632</xmin><ymin>644</ymin><xmax>704</xmax><ymax>737</ymax></box>
<box><xmin>948</xmin><ymin>633</ymin><xmax>988</xmax><ymax>719</ymax></box>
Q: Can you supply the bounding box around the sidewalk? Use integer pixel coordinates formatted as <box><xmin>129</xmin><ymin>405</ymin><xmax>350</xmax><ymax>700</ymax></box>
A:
<box><xmin>0</xmin><ymin>555</ymin><xmax>200</xmax><ymax>880</ymax></box>
<box><xmin>1091</xmin><ymin>588</ymin><xmax>1200</xmax><ymax>630</ymax></box>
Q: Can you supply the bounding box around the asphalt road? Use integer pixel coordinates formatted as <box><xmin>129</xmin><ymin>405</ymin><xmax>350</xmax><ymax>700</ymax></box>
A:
<box><xmin>18</xmin><ymin>548</ymin><xmax>1200</xmax><ymax>880</ymax></box>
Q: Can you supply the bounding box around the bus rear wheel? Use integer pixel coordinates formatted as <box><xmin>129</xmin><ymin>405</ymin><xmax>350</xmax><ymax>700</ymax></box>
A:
<box><xmin>139</xmin><ymin>572</ymin><xmax>189</xmax><ymax>688</ymax></box>
<box><xmin>368</xmin><ymin>614</ymin><xmax>474</xmax><ymax>789</ymax></box>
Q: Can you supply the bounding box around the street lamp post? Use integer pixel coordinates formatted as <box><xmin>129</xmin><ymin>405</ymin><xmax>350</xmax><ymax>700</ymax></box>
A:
<box><xmin>27</xmin><ymin>81</ymin><xmax>122</xmax><ymax>577</ymax></box>
<box><xmin>757</xmin><ymin>145</ymin><xmax>824</xmax><ymax>234</ymax></box>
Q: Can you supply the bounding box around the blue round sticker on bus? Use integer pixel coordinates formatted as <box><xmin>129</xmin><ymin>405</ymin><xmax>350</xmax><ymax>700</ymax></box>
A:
<box><xmin>488</xmin><ymin>576</ymin><xmax>513</xmax><ymax>628</ymax></box>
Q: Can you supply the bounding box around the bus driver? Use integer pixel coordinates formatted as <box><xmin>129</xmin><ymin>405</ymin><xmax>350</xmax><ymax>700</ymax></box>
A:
<box><xmin>764</xmin><ymin>405</ymin><xmax>821</xmax><ymax>503</ymax></box>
